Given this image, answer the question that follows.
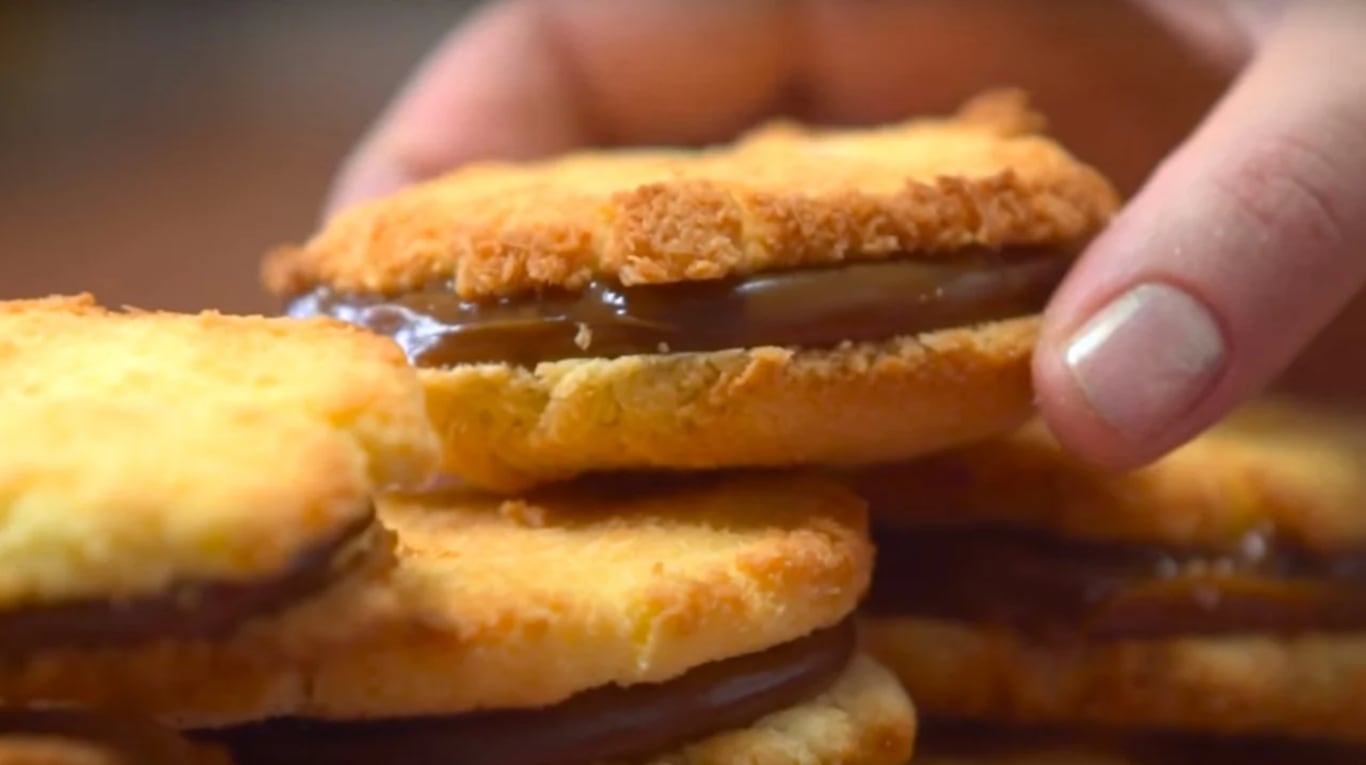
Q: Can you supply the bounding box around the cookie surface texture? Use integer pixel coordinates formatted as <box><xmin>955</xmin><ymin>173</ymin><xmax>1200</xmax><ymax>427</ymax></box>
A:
<box><xmin>424</xmin><ymin>317</ymin><xmax>1044</xmax><ymax>490</ymax></box>
<box><xmin>0</xmin><ymin>295</ymin><xmax>436</xmax><ymax>626</ymax></box>
<box><xmin>307</xmin><ymin>473</ymin><xmax>872</xmax><ymax>717</ymax></box>
<box><xmin>265</xmin><ymin>91</ymin><xmax>1115</xmax><ymax>298</ymax></box>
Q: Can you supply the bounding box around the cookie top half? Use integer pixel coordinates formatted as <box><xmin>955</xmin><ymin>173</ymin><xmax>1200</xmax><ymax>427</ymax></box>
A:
<box><xmin>854</xmin><ymin>400</ymin><xmax>1366</xmax><ymax>553</ymax></box>
<box><xmin>305</xmin><ymin>472</ymin><xmax>871</xmax><ymax>717</ymax></box>
<box><xmin>0</xmin><ymin>295</ymin><xmax>438</xmax><ymax>641</ymax></box>
<box><xmin>264</xmin><ymin>90</ymin><xmax>1117</xmax><ymax>301</ymax></box>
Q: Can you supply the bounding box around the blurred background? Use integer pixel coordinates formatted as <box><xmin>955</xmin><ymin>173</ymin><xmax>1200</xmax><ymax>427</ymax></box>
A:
<box><xmin>1</xmin><ymin>2</ymin><xmax>473</xmax><ymax>314</ymax></box>
<box><xmin>0</xmin><ymin>1</ymin><xmax>1358</xmax><ymax>399</ymax></box>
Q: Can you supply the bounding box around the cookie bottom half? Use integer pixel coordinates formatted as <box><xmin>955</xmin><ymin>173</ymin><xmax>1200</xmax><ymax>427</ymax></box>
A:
<box><xmin>862</xmin><ymin>616</ymin><xmax>1366</xmax><ymax>744</ymax></box>
<box><xmin>203</xmin><ymin>651</ymin><xmax>914</xmax><ymax>765</ymax></box>
<box><xmin>423</xmin><ymin>317</ymin><xmax>1041</xmax><ymax>492</ymax></box>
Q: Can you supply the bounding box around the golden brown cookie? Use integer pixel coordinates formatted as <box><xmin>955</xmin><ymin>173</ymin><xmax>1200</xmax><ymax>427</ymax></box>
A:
<box><xmin>855</xmin><ymin>399</ymin><xmax>1366</xmax><ymax>551</ymax></box>
<box><xmin>0</xmin><ymin>294</ymin><xmax>437</xmax><ymax>650</ymax></box>
<box><xmin>865</xmin><ymin>618</ymin><xmax>1366</xmax><ymax>744</ymax></box>
<box><xmin>855</xmin><ymin>399</ymin><xmax>1366</xmax><ymax>742</ymax></box>
<box><xmin>4</xmin><ymin>474</ymin><xmax>912</xmax><ymax>764</ymax></box>
<box><xmin>268</xmin><ymin>90</ymin><xmax>1119</xmax><ymax>491</ymax></box>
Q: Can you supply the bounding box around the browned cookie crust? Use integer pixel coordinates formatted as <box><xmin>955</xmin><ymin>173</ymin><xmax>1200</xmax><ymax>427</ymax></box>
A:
<box><xmin>265</xmin><ymin>90</ymin><xmax>1116</xmax><ymax>300</ymax></box>
<box><xmin>268</xmin><ymin>91</ymin><xmax>1116</xmax><ymax>491</ymax></box>
<box><xmin>858</xmin><ymin>401</ymin><xmax>1366</xmax><ymax>742</ymax></box>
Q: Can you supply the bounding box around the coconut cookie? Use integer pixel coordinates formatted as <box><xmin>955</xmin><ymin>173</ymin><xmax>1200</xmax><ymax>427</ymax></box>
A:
<box><xmin>266</xmin><ymin>90</ymin><xmax>1119</xmax><ymax>492</ymax></box>
<box><xmin>206</xmin><ymin>475</ymin><xmax>913</xmax><ymax>764</ymax></box>
<box><xmin>854</xmin><ymin>400</ymin><xmax>1366</xmax><ymax>742</ymax></box>
<box><xmin>0</xmin><ymin>294</ymin><xmax>438</xmax><ymax>652</ymax></box>
<box><xmin>21</xmin><ymin>473</ymin><xmax>912</xmax><ymax>763</ymax></box>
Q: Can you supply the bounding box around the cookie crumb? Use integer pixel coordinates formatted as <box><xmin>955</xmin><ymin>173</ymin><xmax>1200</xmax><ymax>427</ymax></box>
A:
<box><xmin>574</xmin><ymin>323</ymin><xmax>593</xmax><ymax>351</ymax></box>
<box><xmin>499</xmin><ymin>499</ymin><xmax>548</xmax><ymax>528</ymax></box>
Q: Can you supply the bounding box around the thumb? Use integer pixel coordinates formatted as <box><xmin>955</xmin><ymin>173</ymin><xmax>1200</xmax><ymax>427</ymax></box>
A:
<box><xmin>1035</xmin><ymin>0</ymin><xmax>1366</xmax><ymax>467</ymax></box>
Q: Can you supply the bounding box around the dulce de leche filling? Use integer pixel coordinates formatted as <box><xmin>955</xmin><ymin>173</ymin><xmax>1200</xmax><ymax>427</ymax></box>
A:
<box><xmin>286</xmin><ymin>248</ymin><xmax>1070</xmax><ymax>367</ymax></box>
<box><xmin>868</xmin><ymin>526</ymin><xmax>1366</xmax><ymax>638</ymax></box>
<box><xmin>206</xmin><ymin>619</ymin><xmax>856</xmax><ymax>765</ymax></box>
<box><xmin>0</xmin><ymin>511</ymin><xmax>378</xmax><ymax>655</ymax></box>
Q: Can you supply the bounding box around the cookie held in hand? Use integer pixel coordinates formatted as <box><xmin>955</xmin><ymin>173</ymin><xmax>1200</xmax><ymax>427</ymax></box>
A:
<box><xmin>268</xmin><ymin>90</ymin><xmax>1119</xmax><ymax>492</ymax></box>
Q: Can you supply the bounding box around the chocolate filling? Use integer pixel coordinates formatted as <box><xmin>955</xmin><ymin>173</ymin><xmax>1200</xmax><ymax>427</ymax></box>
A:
<box><xmin>287</xmin><ymin>248</ymin><xmax>1070</xmax><ymax>367</ymax></box>
<box><xmin>0</xmin><ymin>510</ymin><xmax>377</xmax><ymax>654</ymax></box>
<box><xmin>204</xmin><ymin>619</ymin><xmax>856</xmax><ymax>765</ymax></box>
<box><xmin>0</xmin><ymin>708</ymin><xmax>211</xmax><ymax>765</ymax></box>
<box><xmin>917</xmin><ymin>719</ymin><xmax>1366</xmax><ymax>764</ymax></box>
<box><xmin>868</xmin><ymin>526</ymin><xmax>1366</xmax><ymax>638</ymax></box>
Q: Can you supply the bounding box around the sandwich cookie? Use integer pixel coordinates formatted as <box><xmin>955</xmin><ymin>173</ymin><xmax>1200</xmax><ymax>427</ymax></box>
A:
<box><xmin>266</xmin><ymin>90</ymin><xmax>1119</xmax><ymax>491</ymax></box>
<box><xmin>855</xmin><ymin>401</ymin><xmax>1366</xmax><ymax>742</ymax></box>
<box><xmin>911</xmin><ymin>720</ymin><xmax>1366</xmax><ymax>765</ymax></box>
<box><xmin>176</xmin><ymin>473</ymin><xmax>913</xmax><ymax>764</ymax></box>
<box><xmin>0</xmin><ymin>294</ymin><xmax>438</xmax><ymax>653</ymax></box>
<box><xmin>0</xmin><ymin>709</ymin><xmax>230</xmax><ymax>765</ymax></box>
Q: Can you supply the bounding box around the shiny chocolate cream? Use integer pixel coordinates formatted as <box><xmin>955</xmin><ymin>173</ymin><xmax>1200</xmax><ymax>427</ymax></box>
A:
<box><xmin>0</xmin><ymin>708</ymin><xmax>213</xmax><ymax>765</ymax></box>
<box><xmin>0</xmin><ymin>511</ymin><xmax>378</xmax><ymax>654</ymax></box>
<box><xmin>287</xmin><ymin>248</ymin><xmax>1071</xmax><ymax>367</ymax></box>
<box><xmin>868</xmin><ymin>526</ymin><xmax>1366</xmax><ymax>639</ymax></box>
<box><xmin>203</xmin><ymin>619</ymin><xmax>856</xmax><ymax>765</ymax></box>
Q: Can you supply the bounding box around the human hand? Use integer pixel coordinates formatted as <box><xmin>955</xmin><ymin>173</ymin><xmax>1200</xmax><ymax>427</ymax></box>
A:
<box><xmin>327</xmin><ymin>0</ymin><xmax>1366</xmax><ymax>469</ymax></box>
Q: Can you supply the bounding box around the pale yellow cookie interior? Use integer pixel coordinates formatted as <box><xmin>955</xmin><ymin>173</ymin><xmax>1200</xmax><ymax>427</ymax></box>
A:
<box><xmin>425</xmin><ymin>316</ymin><xmax>1040</xmax><ymax>492</ymax></box>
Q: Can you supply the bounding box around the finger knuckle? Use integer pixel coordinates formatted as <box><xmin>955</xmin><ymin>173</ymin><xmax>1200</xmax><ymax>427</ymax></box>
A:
<box><xmin>1210</xmin><ymin>128</ymin><xmax>1354</xmax><ymax>259</ymax></box>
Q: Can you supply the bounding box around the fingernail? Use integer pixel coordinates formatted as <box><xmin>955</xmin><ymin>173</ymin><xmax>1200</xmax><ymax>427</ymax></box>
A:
<box><xmin>1063</xmin><ymin>283</ymin><xmax>1225</xmax><ymax>438</ymax></box>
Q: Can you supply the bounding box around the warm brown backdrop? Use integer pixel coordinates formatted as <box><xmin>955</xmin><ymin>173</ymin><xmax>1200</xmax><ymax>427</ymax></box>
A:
<box><xmin>1</xmin><ymin>3</ymin><xmax>466</xmax><ymax>314</ymax></box>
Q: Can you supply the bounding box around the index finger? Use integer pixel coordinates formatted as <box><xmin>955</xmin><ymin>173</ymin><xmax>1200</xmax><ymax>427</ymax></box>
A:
<box><xmin>326</xmin><ymin>0</ymin><xmax>791</xmax><ymax>214</ymax></box>
<box><xmin>327</xmin><ymin>0</ymin><xmax>1225</xmax><ymax>215</ymax></box>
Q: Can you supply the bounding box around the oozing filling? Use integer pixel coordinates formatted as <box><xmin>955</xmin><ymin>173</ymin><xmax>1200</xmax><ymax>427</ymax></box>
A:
<box><xmin>204</xmin><ymin>619</ymin><xmax>856</xmax><ymax>765</ymax></box>
<box><xmin>0</xmin><ymin>511</ymin><xmax>377</xmax><ymax>653</ymax></box>
<box><xmin>287</xmin><ymin>248</ymin><xmax>1070</xmax><ymax>367</ymax></box>
<box><xmin>868</xmin><ymin>526</ymin><xmax>1366</xmax><ymax>638</ymax></box>
<box><xmin>918</xmin><ymin>719</ymin><xmax>1366</xmax><ymax>764</ymax></box>
<box><xmin>0</xmin><ymin>708</ymin><xmax>209</xmax><ymax>765</ymax></box>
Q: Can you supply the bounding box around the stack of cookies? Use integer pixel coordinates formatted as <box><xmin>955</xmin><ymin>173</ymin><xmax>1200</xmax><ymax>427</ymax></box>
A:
<box><xmin>2</xmin><ymin>90</ymin><xmax>1361</xmax><ymax>765</ymax></box>
<box><xmin>858</xmin><ymin>401</ymin><xmax>1366</xmax><ymax>764</ymax></box>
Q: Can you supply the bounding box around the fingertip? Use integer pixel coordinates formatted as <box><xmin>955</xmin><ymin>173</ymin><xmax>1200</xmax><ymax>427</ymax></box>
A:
<box><xmin>322</xmin><ymin>142</ymin><xmax>415</xmax><ymax>220</ymax></box>
<box><xmin>1032</xmin><ymin>325</ymin><xmax>1149</xmax><ymax>471</ymax></box>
